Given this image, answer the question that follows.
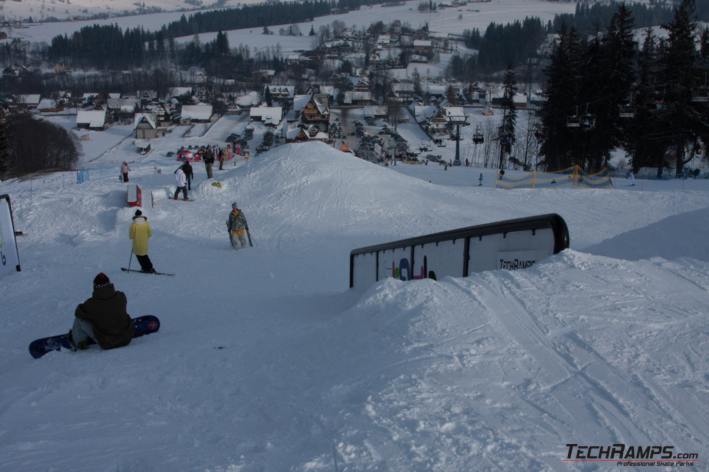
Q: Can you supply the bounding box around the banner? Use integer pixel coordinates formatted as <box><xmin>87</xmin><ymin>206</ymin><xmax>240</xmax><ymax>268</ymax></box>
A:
<box><xmin>0</xmin><ymin>194</ymin><xmax>21</xmax><ymax>278</ymax></box>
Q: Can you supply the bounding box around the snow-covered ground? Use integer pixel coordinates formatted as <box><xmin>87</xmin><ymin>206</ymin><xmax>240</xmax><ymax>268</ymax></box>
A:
<box><xmin>1</xmin><ymin>129</ymin><xmax>708</xmax><ymax>470</ymax></box>
<box><xmin>8</xmin><ymin>0</ymin><xmax>577</xmax><ymax>50</ymax></box>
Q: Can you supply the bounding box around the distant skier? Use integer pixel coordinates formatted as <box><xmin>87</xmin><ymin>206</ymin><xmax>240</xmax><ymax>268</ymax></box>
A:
<box><xmin>478</xmin><ymin>172</ymin><xmax>483</xmax><ymax>186</ymax></box>
<box><xmin>204</xmin><ymin>147</ymin><xmax>215</xmax><ymax>179</ymax></box>
<box><xmin>69</xmin><ymin>272</ymin><xmax>134</xmax><ymax>351</ymax></box>
<box><xmin>218</xmin><ymin>149</ymin><xmax>225</xmax><ymax>170</ymax></box>
<box><xmin>181</xmin><ymin>161</ymin><xmax>193</xmax><ymax>190</ymax></box>
<box><xmin>129</xmin><ymin>210</ymin><xmax>156</xmax><ymax>273</ymax></box>
<box><xmin>174</xmin><ymin>167</ymin><xmax>189</xmax><ymax>200</ymax></box>
<box><xmin>226</xmin><ymin>202</ymin><xmax>249</xmax><ymax>250</ymax></box>
<box><xmin>121</xmin><ymin>161</ymin><xmax>130</xmax><ymax>182</ymax></box>
<box><xmin>628</xmin><ymin>171</ymin><xmax>636</xmax><ymax>187</ymax></box>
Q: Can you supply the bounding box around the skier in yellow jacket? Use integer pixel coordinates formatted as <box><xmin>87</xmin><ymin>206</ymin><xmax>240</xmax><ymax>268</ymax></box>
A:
<box><xmin>129</xmin><ymin>209</ymin><xmax>156</xmax><ymax>272</ymax></box>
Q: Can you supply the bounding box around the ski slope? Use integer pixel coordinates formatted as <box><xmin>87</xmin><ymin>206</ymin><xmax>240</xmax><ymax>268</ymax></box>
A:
<box><xmin>1</xmin><ymin>141</ymin><xmax>708</xmax><ymax>471</ymax></box>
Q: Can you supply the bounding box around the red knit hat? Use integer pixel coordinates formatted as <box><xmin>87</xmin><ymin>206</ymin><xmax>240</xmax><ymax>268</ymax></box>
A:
<box><xmin>93</xmin><ymin>272</ymin><xmax>110</xmax><ymax>287</ymax></box>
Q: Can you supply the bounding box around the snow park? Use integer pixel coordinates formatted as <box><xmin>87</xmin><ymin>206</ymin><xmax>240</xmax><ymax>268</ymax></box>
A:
<box><xmin>1</xmin><ymin>0</ymin><xmax>709</xmax><ymax>470</ymax></box>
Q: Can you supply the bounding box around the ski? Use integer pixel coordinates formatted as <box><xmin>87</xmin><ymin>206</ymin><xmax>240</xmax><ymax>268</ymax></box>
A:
<box><xmin>121</xmin><ymin>268</ymin><xmax>175</xmax><ymax>276</ymax></box>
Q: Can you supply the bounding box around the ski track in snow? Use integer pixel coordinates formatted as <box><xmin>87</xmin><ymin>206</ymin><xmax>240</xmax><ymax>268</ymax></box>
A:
<box><xmin>1</xmin><ymin>141</ymin><xmax>709</xmax><ymax>471</ymax></box>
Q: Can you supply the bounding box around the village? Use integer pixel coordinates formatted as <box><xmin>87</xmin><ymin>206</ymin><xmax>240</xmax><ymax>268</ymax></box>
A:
<box><xmin>1</xmin><ymin>17</ymin><xmax>548</xmax><ymax>172</ymax></box>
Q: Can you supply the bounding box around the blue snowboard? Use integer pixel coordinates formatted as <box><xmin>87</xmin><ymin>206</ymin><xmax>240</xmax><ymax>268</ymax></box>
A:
<box><xmin>29</xmin><ymin>315</ymin><xmax>160</xmax><ymax>359</ymax></box>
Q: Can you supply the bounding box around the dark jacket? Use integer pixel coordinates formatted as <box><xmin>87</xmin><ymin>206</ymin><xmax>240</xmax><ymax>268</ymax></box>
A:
<box><xmin>75</xmin><ymin>284</ymin><xmax>134</xmax><ymax>349</ymax></box>
<box><xmin>181</xmin><ymin>162</ymin><xmax>193</xmax><ymax>179</ymax></box>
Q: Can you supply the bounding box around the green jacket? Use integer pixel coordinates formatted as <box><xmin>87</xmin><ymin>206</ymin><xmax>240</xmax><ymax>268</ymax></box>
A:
<box><xmin>75</xmin><ymin>284</ymin><xmax>134</xmax><ymax>349</ymax></box>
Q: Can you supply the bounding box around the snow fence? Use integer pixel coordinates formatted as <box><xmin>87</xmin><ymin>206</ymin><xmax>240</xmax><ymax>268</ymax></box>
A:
<box><xmin>349</xmin><ymin>213</ymin><xmax>569</xmax><ymax>289</ymax></box>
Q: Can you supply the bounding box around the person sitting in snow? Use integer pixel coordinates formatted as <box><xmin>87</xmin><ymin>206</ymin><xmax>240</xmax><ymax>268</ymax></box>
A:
<box><xmin>226</xmin><ymin>202</ymin><xmax>249</xmax><ymax>250</ymax></box>
<box><xmin>70</xmin><ymin>272</ymin><xmax>134</xmax><ymax>350</ymax></box>
<box><xmin>130</xmin><ymin>209</ymin><xmax>156</xmax><ymax>273</ymax></box>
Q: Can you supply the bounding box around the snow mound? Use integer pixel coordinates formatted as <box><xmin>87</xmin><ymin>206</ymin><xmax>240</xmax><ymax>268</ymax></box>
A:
<box><xmin>587</xmin><ymin>206</ymin><xmax>709</xmax><ymax>262</ymax></box>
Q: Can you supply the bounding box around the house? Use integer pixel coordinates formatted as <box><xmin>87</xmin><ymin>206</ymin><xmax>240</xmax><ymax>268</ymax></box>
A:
<box><xmin>413</xmin><ymin>39</ymin><xmax>433</xmax><ymax>56</ymax></box>
<box><xmin>76</xmin><ymin>109</ymin><xmax>107</xmax><ymax>130</ymax></box>
<box><xmin>134</xmin><ymin>113</ymin><xmax>166</xmax><ymax>139</ymax></box>
<box><xmin>168</xmin><ymin>87</ymin><xmax>193</xmax><ymax>99</ymax></box>
<box><xmin>301</xmin><ymin>95</ymin><xmax>329</xmax><ymax>125</ymax></box>
<box><xmin>443</xmin><ymin>106</ymin><xmax>467</xmax><ymax>124</ymax></box>
<box><xmin>428</xmin><ymin>108</ymin><xmax>450</xmax><ymax>134</ymax></box>
<box><xmin>180</xmin><ymin>103</ymin><xmax>213</xmax><ymax>123</ymax></box>
<box><xmin>249</xmin><ymin>106</ymin><xmax>283</xmax><ymax>126</ymax></box>
<box><xmin>37</xmin><ymin>99</ymin><xmax>60</xmax><ymax>113</ymax></box>
<box><xmin>107</xmin><ymin>97</ymin><xmax>138</xmax><ymax>121</ymax></box>
<box><xmin>264</xmin><ymin>85</ymin><xmax>295</xmax><ymax>102</ymax></box>
<box><xmin>17</xmin><ymin>94</ymin><xmax>41</xmax><ymax>109</ymax></box>
<box><xmin>236</xmin><ymin>91</ymin><xmax>260</xmax><ymax>108</ymax></box>
<box><xmin>363</xmin><ymin>105</ymin><xmax>388</xmax><ymax>119</ymax></box>
<box><xmin>392</xmin><ymin>80</ymin><xmax>415</xmax><ymax>99</ymax></box>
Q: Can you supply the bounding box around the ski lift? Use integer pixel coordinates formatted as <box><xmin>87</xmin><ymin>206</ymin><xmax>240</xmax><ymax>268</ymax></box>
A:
<box><xmin>618</xmin><ymin>103</ymin><xmax>635</xmax><ymax>119</ymax></box>
<box><xmin>473</xmin><ymin>125</ymin><xmax>484</xmax><ymax>144</ymax></box>
<box><xmin>581</xmin><ymin>113</ymin><xmax>596</xmax><ymax>130</ymax></box>
<box><xmin>566</xmin><ymin>115</ymin><xmax>581</xmax><ymax>128</ymax></box>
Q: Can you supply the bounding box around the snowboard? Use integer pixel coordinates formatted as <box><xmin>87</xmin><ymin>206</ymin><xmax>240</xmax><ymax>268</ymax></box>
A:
<box><xmin>28</xmin><ymin>315</ymin><xmax>160</xmax><ymax>359</ymax></box>
<box><xmin>121</xmin><ymin>268</ymin><xmax>175</xmax><ymax>276</ymax></box>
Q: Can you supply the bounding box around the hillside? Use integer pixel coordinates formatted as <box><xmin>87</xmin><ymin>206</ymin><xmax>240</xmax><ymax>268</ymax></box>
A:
<box><xmin>0</xmin><ymin>142</ymin><xmax>708</xmax><ymax>470</ymax></box>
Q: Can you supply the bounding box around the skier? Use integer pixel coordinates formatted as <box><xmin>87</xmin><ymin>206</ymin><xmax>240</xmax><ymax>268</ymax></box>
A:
<box><xmin>121</xmin><ymin>161</ymin><xmax>130</xmax><ymax>182</ymax></box>
<box><xmin>69</xmin><ymin>272</ymin><xmax>134</xmax><ymax>350</ymax></box>
<box><xmin>174</xmin><ymin>167</ymin><xmax>189</xmax><ymax>200</ymax></box>
<box><xmin>628</xmin><ymin>171</ymin><xmax>636</xmax><ymax>187</ymax></box>
<box><xmin>218</xmin><ymin>149</ymin><xmax>225</xmax><ymax>170</ymax></box>
<box><xmin>181</xmin><ymin>161</ymin><xmax>193</xmax><ymax>191</ymax></box>
<box><xmin>226</xmin><ymin>202</ymin><xmax>249</xmax><ymax>249</ymax></box>
<box><xmin>204</xmin><ymin>147</ymin><xmax>215</xmax><ymax>179</ymax></box>
<box><xmin>129</xmin><ymin>210</ymin><xmax>156</xmax><ymax>273</ymax></box>
<box><xmin>478</xmin><ymin>172</ymin><xmax>483</xmax><ymax>186</ymax></box>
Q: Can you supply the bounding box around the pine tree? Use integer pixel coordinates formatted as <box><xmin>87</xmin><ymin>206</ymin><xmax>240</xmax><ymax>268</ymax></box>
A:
<box><xmin>661</xmin><ymin>0</ymin><xmax>698</xmax><ymax>176</ymax></box>
<box><xmin>500</xmin><ymin>65</ymin><xmax>517</xmax><ymax>169</ymax></box>
<box><xmin>0</xmin><ymin>110</ymin><xmax>8</xmax><ymax>179</ymax></box>
<box><xmin>540</xmin><ymin>27</ymin><xmax>583</xmax><ymax>170</ymax></box>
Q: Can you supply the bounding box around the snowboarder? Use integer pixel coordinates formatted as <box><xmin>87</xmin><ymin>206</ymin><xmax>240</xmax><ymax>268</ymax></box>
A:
<box><xmin>69</xmin><ymin>272</ymin><xmax>134</xmax><ymax>350</ymax></box>
<box><xmin>226</xmin><ymin>202</ymin><xmax>249</xmax><ymax>249</ymax></box>
<box><xmin>181</xmin><ymin>161</ymin><xmax>193</xmax><ymax>190</ymax></box>
<box><xmin>121</xmin><ymin>161</ymin><xmax>130</xmax><ymax>182</ymax></box>
<box><xmin>174</xmin><ymin>167</ymin><xmax>188</xmax><ymax>200</ymax></box>
<box><xmin>129</xmin><ymin>210</ymin><xmax>156</xmax><ymax>273</ymax></box>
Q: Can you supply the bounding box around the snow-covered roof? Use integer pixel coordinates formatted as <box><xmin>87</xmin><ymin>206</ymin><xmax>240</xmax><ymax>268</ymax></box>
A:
<box><xmin>265</xmin><ymin>85</ymin><xmax>295</xmax><ymax>98</ymax></box>
<box><xmin>293</xmin><ymin>94</ymin><xmax>310</xmax><ymax>112</ymax></box>
<box><xmin>236</xmin><ymin>91</ymin><xmax>260</xmax><ymax>107</ymax></box>
<box><xmin>168</xmin><ymin>87</ymin><xmax>192</xmax><ymax>98</ymax></box>
<box><xmin>134</xmin><ymin>113</ymin><xmax>157</xmax><ymax>129</ymax></box>
<box><xmin>76</xmin><ymin>109</ymin><xmax>106</xmax><ymax>128</ymax></box>
<box><xmin>181</xmin><ymin>103</ymin><xmax>213</xmax><ymax>121</ymax></box>
<box><xmin>250</xmin><ymin>106</ymin><xmax>283</xmax><ymax>125</ymax></box>
<box><xmin>444</xmin><ymin>107</ymin><xmax>466</xmax><ymax>122</ymax></box>
<box><xmin>413</xmin><ymin>39</ymin><xmax>432</xmax><ymax>48</ymax></box>
<box><xmin>17</xmin><ymin>94</ymin><xmax>41</xmax><ymax>105</ymax></box>
<box><xmin>414</xmin><ymin>105</ymin><xmax>436</xmax><ymax>122</ymax></box>
<box><xmin>37</xmin><ymin>98</ymin><xmax>57</xmax><ymax>110</ymax></box>
<box><xmin>107</xmin><ymin>98</ymin><xmax>138</xmax><ymax>112</ymax></box>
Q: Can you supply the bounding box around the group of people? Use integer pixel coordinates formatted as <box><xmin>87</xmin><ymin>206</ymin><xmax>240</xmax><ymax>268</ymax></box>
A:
<box><xmin>66</xmin><ymin>199</ymin><xmax>251</xmax><ymax>353</ymax></box>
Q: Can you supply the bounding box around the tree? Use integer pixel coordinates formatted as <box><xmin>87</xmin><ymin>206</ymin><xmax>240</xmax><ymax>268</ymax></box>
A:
<box><xmin>0</xmin><ymin>110</ymin><xmax>8</xmax><ymax>179</ymax></box>
<box><xmin>499</xmin><ymin>65</ymin><xmax>517</xmax><ymax>168</ymax></box>
<box><xmin>265</xmin><ymin>86</ymin><xmax>273</xmax><ymax>107</ymax></box>
<box><xmin>661</xmin><ymin>0</ymin><xmax>699</xmax><ymax>177</ymax></box>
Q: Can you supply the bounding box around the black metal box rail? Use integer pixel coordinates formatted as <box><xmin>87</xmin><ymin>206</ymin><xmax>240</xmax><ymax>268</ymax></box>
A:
<box><xmin>349</xmin><ymin>213</ymin><xmax>569</xmax><ymax>288</ymax></box>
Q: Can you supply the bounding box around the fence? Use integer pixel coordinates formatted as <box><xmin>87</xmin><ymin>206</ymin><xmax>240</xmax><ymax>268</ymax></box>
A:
<box><xmin>496</xmin><ymin>166</ymin><xmax>613</xmax><ymax>189</ymax></box>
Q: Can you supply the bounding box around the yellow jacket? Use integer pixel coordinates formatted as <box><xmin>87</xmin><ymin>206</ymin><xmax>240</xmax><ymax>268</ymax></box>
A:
<box><xmin>129</xmin><ymin>216</ymin><xmax>152</xmax><ymax>256</ymax></box>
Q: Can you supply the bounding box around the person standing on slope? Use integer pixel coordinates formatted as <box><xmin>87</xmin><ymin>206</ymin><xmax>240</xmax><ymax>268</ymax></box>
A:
<box><xmin>181</xmin><ymin>161</ymin><xmax>193</xmax><ymax>191</ymax></box>
<box><xmin>174</xmin><ymin>167</ymin><xmax>189</xmax><ymax>200</ymax></box>
<box><xmin>130</xmin><ymin>210</ymin><xmax>156</xmax><ymax>273</ymax></box>
<box><xmin>121</xmin><ymin>161</ymin><xmax>130</xmax><ymax>182</ymax></box>
<box><xmin>226</xmin><ymin>202</ymin><xmax>249</xmax><ymax>249</ymax></box>
<box><xmin>70</xmin><ymin>272</ymin><xmax>134</xmax><ymax>350</ymax></box>
<box><xmin>204</xmin><ymin>147</ymin><xmax>215</xmax><ymax>179</ymax></box>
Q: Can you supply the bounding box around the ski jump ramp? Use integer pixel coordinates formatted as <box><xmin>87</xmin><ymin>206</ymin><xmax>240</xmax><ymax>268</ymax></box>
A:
<box><xmin>350</xmin><ymin>214</ymin><xmax>569</xmax><ymax>288</ymax></box>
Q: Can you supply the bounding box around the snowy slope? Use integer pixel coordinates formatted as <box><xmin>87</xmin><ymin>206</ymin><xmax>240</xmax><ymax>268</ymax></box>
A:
<box><xmin>1</xmin><ymin>142</ymin><xmax>708</xmax><ymax>471</ymax></box>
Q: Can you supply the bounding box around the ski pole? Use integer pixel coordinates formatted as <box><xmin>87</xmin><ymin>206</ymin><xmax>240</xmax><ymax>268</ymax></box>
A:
<box><xmin>245</xmin><ymin>223</ymin><xmax>253</xmax><ymax>247</ymax></box>
<box><xmin>128</xmin><ymin>249</ymin><xmax>134</xmax><ymax>271</ymax></box>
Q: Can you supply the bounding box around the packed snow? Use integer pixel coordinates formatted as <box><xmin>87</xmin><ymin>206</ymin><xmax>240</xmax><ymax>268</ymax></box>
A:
<box><xmin>1</xmin><ymin>138</ymin><xmax>708</xmax><ymax>471</ymax></box>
